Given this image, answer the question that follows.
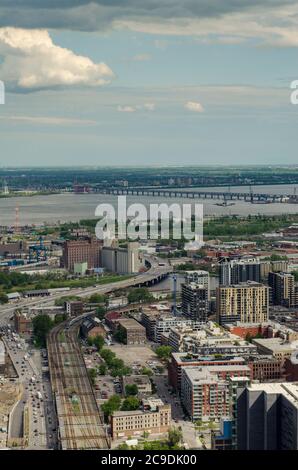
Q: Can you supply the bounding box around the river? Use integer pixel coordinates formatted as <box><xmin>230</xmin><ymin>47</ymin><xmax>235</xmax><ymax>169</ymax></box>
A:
<box><xmin>0</xmin><ymin>184</ymin><xmax>297</xmax><ymax>226</ymax></box>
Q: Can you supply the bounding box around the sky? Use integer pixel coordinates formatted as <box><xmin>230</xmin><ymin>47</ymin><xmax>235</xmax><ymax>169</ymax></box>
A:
<box><xmin>0</xmin><ymin>1</ymin><xmax>298</xmax><ymax>166</ymax></box>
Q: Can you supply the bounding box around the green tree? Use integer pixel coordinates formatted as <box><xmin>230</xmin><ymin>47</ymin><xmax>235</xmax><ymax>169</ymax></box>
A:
<box><xmin>89</xmin><ymin>293</ymin><xmax>106</xmax><ymax>304</ymax></box>
<box><xmin>54</xmin><ymin>295</ymin><xmax>81</xmax><ymax>307</ymax></box>
<box><xmin>110</xmin><ymin>366</ymin><xmax>131</xmax><ymax>377</ymax></box>
<box><xmin>155</xmin><ymin>346</ymin><xmax>172</xmax><ymax>361</ymax></box>
<box><xmin>114</xmin><ymin>326</ymin><xmax>127</xmax><ymax>344</ymax></box>
<box><xmin>100</xmin><ymin>348</ymin><xmax>116</xmax><ymax>364</ymax></box>
<box><xmin>141</xmin><ymin>367</ymin><xmax>153</xmax><ymax>377</ymax></box>
<box><xmin>101</xmin><ymin>395</ymin><xmax>121</xmax><ymax>420</ymax></box>
<box><xmin>128</xmin><ymin>288</ymin><xmax>153</xmax><ymax>304</ymax></box>
<box><xmin>54</xmin><ymin>313</ymin><xmax>66</xmax><ymax>324</ymax></box>
<box><xmin>96</xmin><ymin>305</ymin><xmax>106</xmax><ymax>320</ymax></box>
<box><xmin>93</xmin><ymin>335</ymin><xmax>105</xmax><ymax>351</ymax></box>
<box><xmin>125</xmin><ymin>384</ymin><xmax>138</xmax><ymax>396</ymax></box>
<box><xmin>0</xmin><ymin>292</ymin><xmax>8</xmax><ymax>304</ymax></box>
<box><xmin>121</xmin><ymin>396</ymin><xmax>140</xmax><ymax>411</ymax></box>
<box><xmin>99</xmin><ymin>364</ymin><xmax>107</xmax><ymax>375</ymax></box>
<box><xmin>88</xmin><ymin>368</ymin><xmax>97</xmax><ymax>386</ymax></box>
<box><xmin>168</xmin><ymin>427</ymin><xmax>183</xmax><ymax>448</ymax></box>
<box><xmin>32</xmin><ymin>314</ymin><xmax>53</xmax><ymax>347</ymax></box>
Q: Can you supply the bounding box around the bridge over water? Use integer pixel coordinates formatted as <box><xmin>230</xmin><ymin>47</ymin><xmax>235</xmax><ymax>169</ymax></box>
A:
<box><xmin>95</xmin><ymin>187</ymin><xmax>298</xmax><ymax>204</ymax></box>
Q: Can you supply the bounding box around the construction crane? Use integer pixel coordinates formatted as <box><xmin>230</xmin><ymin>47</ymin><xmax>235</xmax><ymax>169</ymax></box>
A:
<box><xmin>172</xmin><ymin>274</ymin><xmax>177</xmax><ymax>315</ymax></box>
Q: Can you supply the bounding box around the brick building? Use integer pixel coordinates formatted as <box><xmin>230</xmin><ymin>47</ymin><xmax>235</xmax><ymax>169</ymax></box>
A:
<box><xmin>65</xmin><ymin>301</ymin><xmax>84</xmax><ymax>317</ymax></box>
<box><xmin>14</xmin><ymin>311</ymin><xmax>32</xmax><ymax>335</ymax></box>
<box><xmin>117</xmin><ymin>318</ymin><xmax>146</xmax><ymax>345</ymax></box>
<box><xmin>247</xmin><ymin>356</ymin><xmax>284</xmax><ymax>381</ymax></box>
<box><xmin>168</xmin><ymin>352</ymin><xmax>247</xmax><ymax>392</ymax></box>
<box><xmin>62</xmin><ymin>238</ymin><xmax>102</xmax><ymax>272</ymax></box>
<box><xmin>111</xmin><ymin>400</ymin><xmax>171</xmax><ymax>440</ymax></box>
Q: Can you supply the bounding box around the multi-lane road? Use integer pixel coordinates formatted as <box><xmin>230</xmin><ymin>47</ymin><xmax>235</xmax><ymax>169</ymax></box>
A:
<box><xmin>0</xmin><ymin>261</ymin><xmax>171</xmax><ymax>328</ymax></box>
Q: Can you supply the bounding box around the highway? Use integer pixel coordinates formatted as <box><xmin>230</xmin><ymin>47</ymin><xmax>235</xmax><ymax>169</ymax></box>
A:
<box><xmin>2</xmin><ymin>333</ymin><xmax>50</xmax><ymax>449</ymax></box>
<box><xmin>0</xmin><ymin>262</ymin><xmax>171</xmax><ymax>327</ymax></box>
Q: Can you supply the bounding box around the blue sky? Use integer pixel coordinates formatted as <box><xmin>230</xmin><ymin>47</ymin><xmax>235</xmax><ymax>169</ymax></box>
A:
<box><xmin>0</xmin><ymin>1</ymin><xmax>298</xmax><ymax>166</ymax></box>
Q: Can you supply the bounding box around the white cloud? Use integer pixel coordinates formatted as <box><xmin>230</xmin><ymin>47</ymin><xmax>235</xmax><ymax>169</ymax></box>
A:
<box><xmin>143</xmin><ymin>103</ymin><xmax>156</xmax><ymax>111</ymax></box>
<box><xmin>118</xmin><ymin>103</ymin><xmax>156</xmax><ymax>112</ymax></box>
<box><xmin>115</xmin><ymin>4</ymin><xmax>298</xmax><ymax>47</ymax></box>
<box><xmin>185</xmin><ymin>101</ymin><xmax>204</xmax><ymax>113</ymax></box>
<box><xmin>0</xmin><ymin>115</ymin><xmax>98</xmax><ymax>125</ymax></box>
<box><xmin>1</xmin><ymin>2</ymin><xmax>298</xmax><ymax>48</ymax></box>
<box><xmin>117</xmin><ymin>105</ymin><xmax>137</xmax><ymax>113</ymax></box>
<box><xmin>0</xmin><ymin>27</ymin><xmax>114</xmax><ymax>91</ymax></box>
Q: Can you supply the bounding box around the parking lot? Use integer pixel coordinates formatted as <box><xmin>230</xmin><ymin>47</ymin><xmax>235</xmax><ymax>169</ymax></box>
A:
<box><xmin>108</xmin><ymin>344</ymin><xmax>162</xmax><ymax>371</ymax></box>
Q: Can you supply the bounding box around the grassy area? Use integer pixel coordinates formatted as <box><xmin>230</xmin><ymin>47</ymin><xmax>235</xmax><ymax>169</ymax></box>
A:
<box><xmin>4</xmin><ymin>274</ymin><xmax>132</xmax><ymax>294</ymax></box>
<box><xmin>195</xmin><ymin>420</ymin><xmax>219</xmax><ymax>431</ymax></box>
<box><xmin>204</xmin><ymin>214</ymin><xmax>298</xmax><ymax>239</ymax></box>
<box><xmin>58</xmin><ymin>331</ymin><xmax>66</xmax><ymax>343</ymax></box>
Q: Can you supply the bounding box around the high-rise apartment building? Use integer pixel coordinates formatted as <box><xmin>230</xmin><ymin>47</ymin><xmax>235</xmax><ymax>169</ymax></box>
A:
<box><xmin>216</xmin><ymin>281</ymin><xmax>269</xmax><ymax>325</ymax></box>
<box><xmin>184</xmin><ymin>270</ymin><xmax>210</xmax><ymax>298</ymax></box>
<box><xmin>260</xmin><ymin>260</ymin><xmax>288</xmax><ymax>280</ymax></box>
<box><xmin>181</xmin><ymin>366</ymin><xmax>250</xmax><ymax>421</ymax></box>
<box><xmin>182</xmin><ymin>282</ymin><xmax>209</xmax><ymax>323</ymax></box>
<box><xmin>237</xmin><ymin>383</ymin><xmax>298</xmax><ymax>450</ymax></box>
<box><xmin>268</xmin><ymin>271</ymin><xmax>296</xmax><ymax>308</ymax></box>
<box><xmin>219</xmin><ymin>258</ymin><xmax>261</xmax><ymax>286</ymax></box>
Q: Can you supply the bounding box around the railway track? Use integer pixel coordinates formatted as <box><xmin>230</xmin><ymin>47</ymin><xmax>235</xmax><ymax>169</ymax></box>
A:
<box><xmin>47</xmin><ymin>320</ymin><xmax>109</xmax><ymax>450</ymax></box>
<box><xmin>46</xmin><ymin>261</ymin><xmax>171</xmax><ymax>450</ymax></box>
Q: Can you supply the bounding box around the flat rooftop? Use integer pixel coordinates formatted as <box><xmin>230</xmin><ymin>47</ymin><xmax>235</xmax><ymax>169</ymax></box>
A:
<box><xmin>118</xmin><ymin>318</ymin><xmax>145</xmax><ymax>330</ymax></box>
<box><xmin>253</xmin><ymin>337</ymin><xmax>297</xmax><ymax>352</ymax></box>
<box><xmin>248</xmin><ymin>382</ymin><xmax>298</xmax><ymax>407</ymax></box>
<box><xmin>172</xmin><ymin>352</ymin><xmax>246</xmax><ymax>364</ymax></box>
<box><xmin>183</xmin><ymin>365</ymin><xmax>250</xmax><ymax>383</ymax></box>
